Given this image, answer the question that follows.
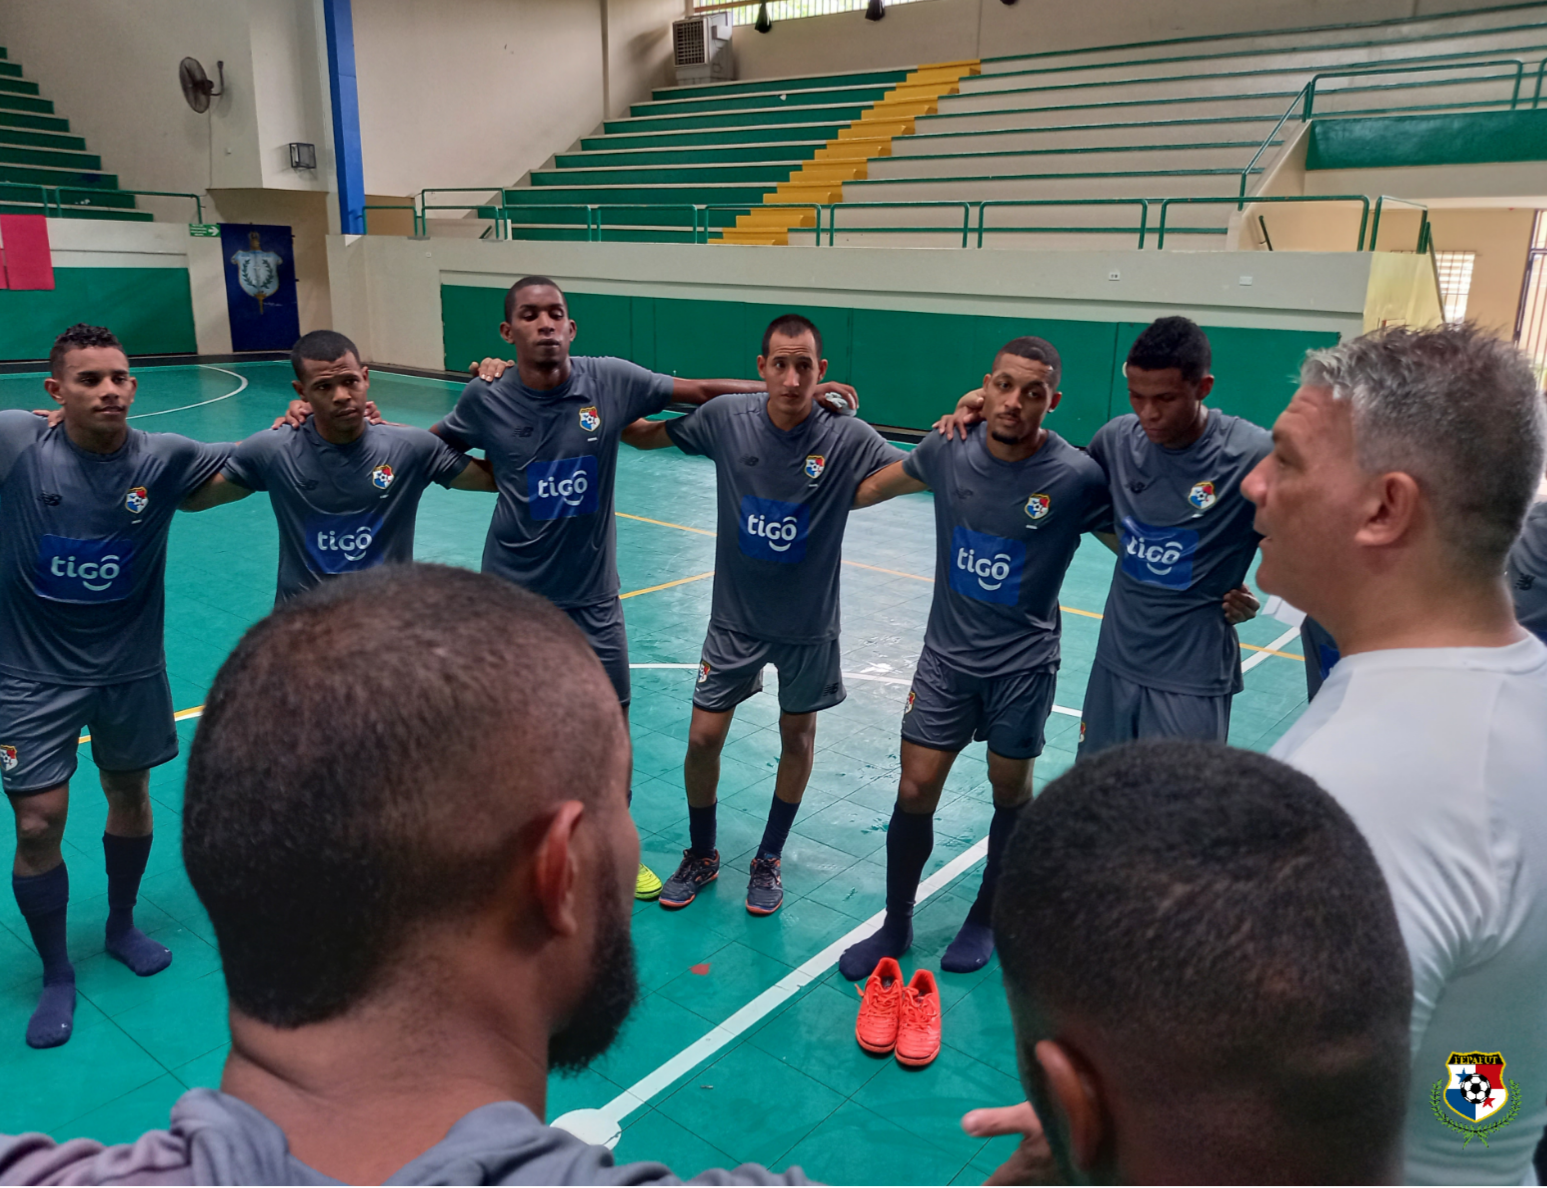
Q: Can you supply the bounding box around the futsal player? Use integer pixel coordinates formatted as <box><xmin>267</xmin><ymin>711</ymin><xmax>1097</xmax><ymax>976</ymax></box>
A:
<box><xmin>835</xmin><ymin>336</ymin><xmax>1110</xmax><ymax>978</ymax></box>
<box><xmin>623</xmin><ymin>314</ymin><xmax>904</xmax><ymax>915</ymax></box>
<box><xmin>182</xmin><ymin>331</ymin><xmax>497</xmax><ymax>601</ymax></box>
<box><xmin>0</xmin><ymin>325</ymin><xmax>228</xmax><ymax>1048</ymax></box>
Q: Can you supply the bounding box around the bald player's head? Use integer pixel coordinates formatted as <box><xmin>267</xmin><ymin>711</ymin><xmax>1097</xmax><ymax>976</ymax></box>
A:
<box><xmin>183</xmin><ymin>564</ymin><xmax>636</xmax><ymax>1060</ymax></box>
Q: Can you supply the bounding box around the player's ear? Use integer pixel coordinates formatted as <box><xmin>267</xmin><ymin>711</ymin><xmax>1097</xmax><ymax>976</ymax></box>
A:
<box><xmin>43</xmin><ymin>377</ymin><xmax>63</xmax><ymax>403</ymax></box>
<box><xmin>756</xmin><ymin>355</ymin><xmax>769</xmax><ymax>380</ymax></box>
<box><xmin>292</xmin><ymin>379</ymin><xmax>306</xmax><ymax>398</ymax></box>
<box><xmin>1034</xmin><ymin>1039</ymin><xmax>1108</xmax><ymax>1173</ymax></box>
<box><xmin>982</xmin><ymin>373</ymin><xmax>993</xmax><ymax>391</ymax></box>
<box><xmin>1048</xmin><ymin>390</ymin><xmax>1062</xmax><ymax>412</ymax></box>
<box><xmin>817</xmin><ymin>357</ymin><xmax>828</xmax><ymax>381</ymax></box>
<box><xmin>1196</xmin><ymin>374</ymin><xmax>1215</xmax><ymax>402</ymax></box>
<box><xmin>568</xmin><ymin>319</ymin><xmax>579</xmax><ymax>343</ymax></box>
<box><xmin>532</xmin><ymin>799</ymin><xmax>587</xmax><ymax>938</ymax></box>
<box><xmin>499</xmin><ymin>322</ymin><xmax>518</xmax><ymax>346</ymax></box>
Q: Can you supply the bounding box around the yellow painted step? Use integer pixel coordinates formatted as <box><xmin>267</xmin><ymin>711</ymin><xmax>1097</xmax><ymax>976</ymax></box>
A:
<box><xmin>840</xmin><ymin>118</ymin><xmax>912</xmax><ymax>138</ymax></box>
<box><xmin>790</xmin><ymin>161</ymin><xmax>866</xmax><ymax>182</ymax></box>
<box><xmin>865</xmin><ymin>98</ymin><xmax>936</xmax><ymax>117</ymax></box>
<box><xmin>815</xmin><ymin>138</ymin><xmax>892</xmax><ymax>160</ymax></box>
<box><xmin>716</xmin><ymin>229</ymin><xmax>788</xmax><ymax>245</ymax></box>
<box><xmin>771</xmin><ymin>183</ymin><xmax>843</xmax><ymax>203</ymax></box>
<box><xmin>737</xmin><ymin>208</ymin><xmax>816</xmax><ymax>228</ymax></box>
<box><xmin>888</xmin><ymin>81</ymin><xmax>960</xmax><ymax>99</ymax></box>
<box><xmin>917</xmin><ymin>58</ymin><xmax>980</xmax><ymax>72</ymax></box>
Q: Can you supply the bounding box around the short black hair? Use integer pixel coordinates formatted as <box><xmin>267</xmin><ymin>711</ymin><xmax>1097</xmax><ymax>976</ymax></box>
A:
<box><xmin>1126</xmin><ymin>315</ymin><xmax>1212</xmax><ymax>383</ymax></box>
<box><xmin>994</xmin><ymin>335</ymin><xmax>1061</xmax><ymax>387</ymax></box>
<box><xmin>289</xmin><ymin>329</ymin><xmax>361</xmax><ymax>379</ymax></box>
<box><xmin>183</xmin><ymin>563</ymin><xmax>621</xmax><ymax>1028</ymax></box>
<box><xmin>49</xmin><ymin>324</ymin><xmax>125</xmax><ymax>378</ymax></box>
<box><xmin>996</xmin><ymin>740</ymin><xmax>1410</xmax><ymax>1180</ymax></box>
<box><xmin>761</xmin><ymin>312</ymin><xmax>823</xmax><ymax>359</ymax></box>
<box><xmin>504</xmin><ymin>275</ymin><xmax>566</xmax><ymax>323</ymax></box>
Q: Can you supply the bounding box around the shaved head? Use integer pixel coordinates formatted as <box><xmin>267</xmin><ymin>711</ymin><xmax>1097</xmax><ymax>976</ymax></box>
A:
<box><xmin>183</xmin><ymin>563</ymin><xmax>626</xmax><ymax>1026</ymax></box>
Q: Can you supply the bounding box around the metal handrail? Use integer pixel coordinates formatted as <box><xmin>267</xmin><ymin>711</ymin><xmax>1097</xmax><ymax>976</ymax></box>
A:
<box><xmin>421</xmin><ymin>200</ymin><xmax>513</xmax><ymax>240</ymax></box>
<box><xmin>1157</xmin><ymin>194</ymin><xmax>1371</xmax><ymax>250</ymax></box>
<box><xmin>696</xmin><ymin>203</ymin><xmax>823</xmax><ymax>244</ymax></box>
<box><xmin>1368</xmin><ymin>195</ymin><xmax>1431</xmax><ymax>253</ymax></box>
<box><xmin>827</xmin><ymin>200</ymin><xmax>973</xmax><ymax>247</ymax></box>
<box><xmin>51</xmin><ymin>186</ymin><xmax>204</xmax><ymax>223</ymax></box>
<box><xmin>976</xmin><ymin>199</ymin><xmax>1151</xmax><ymax>248</ymax></box>
<box><xmin>587</xmin><ymin>203</ymin><xmax>700</xmax><ymax>242</ymax></box>
<box><xmin>1239</xmin><ymin>58</ymin><xmax>1530</xmax><ymax>200</ymax></box>
<box><xmin>1534</xmin><ymin>57</ymin><xmax>1546</xmax><ymax>108</ymax></box>
<box><xmin>419</xmin><ymin>187</ymin><xmax>510</xmax><ymax>238</ymax></box>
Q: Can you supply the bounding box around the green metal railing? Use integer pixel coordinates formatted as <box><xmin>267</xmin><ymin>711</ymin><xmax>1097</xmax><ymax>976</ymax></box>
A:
<box><xmin>977</xmin><ymin>198</ymin><xmax>1151</xmax><ymax>248</ymax></box>
<box><xmin>1157</xmin><ymin>194</ymin><xmax>1371</xmax><ymax>250</ymax></box>
<box><xmin>697</xmin><ymin>203</ymin><xmax>823</xmax><ymax>244</ymax></box>
<box><xmin>6</xmin><ymin>186</ymin><xmax>206</xmax><ymax>222</ymax></box>
<box><xmin>1368</xmin><ymin>195</ymin><xmax>1431</xmax><ymax>253</ymax></box>
<box><xmin>827</xmin><ymin>200</ymin><xmax>973</xmax><ymax>246</ymax></box>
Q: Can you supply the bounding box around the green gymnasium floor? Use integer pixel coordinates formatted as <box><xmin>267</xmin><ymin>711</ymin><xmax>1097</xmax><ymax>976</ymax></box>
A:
<box><xmin>0</xmin><ymin>361</ymin><xmax>1311</xmax><ymax>1184</ymax></box>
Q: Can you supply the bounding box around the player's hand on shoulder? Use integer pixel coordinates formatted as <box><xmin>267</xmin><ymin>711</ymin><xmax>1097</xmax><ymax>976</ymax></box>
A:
<box><xmin>962</xmin><ymin>1102</ymin><xmax>1058</xmax><ymax>1185</ymax></box>
<box><xmin>813</xmin><ymin>381</ymin><xmax>859</xmax><ymax>414</ymax></box>
<box><xmin>364</xmin><ymin>400</ymin><xmax>384</xmax><ymax>425</ymax></box>
<box><xmin>470</xmin><ymin>357</ymin><xmax>514</xmax><ymax>382</ymax></box>
<box><xmin>30</xmin><ymin>408</ymin><xmax>64</xmax><ymax>429</ymax></box>
<box><xmin>1223</xmin><ymin>584</ymin><xmax>1260</xmax><ymax>625</ymax></box>
<box><xmin>272</xmin><ymin>400</ymin><xmax>312</xmax><ymax>430</ymax></box>
<box><xmin>934</xmin><ymin>388</ymin><xmax>986</xmax><ymax>440</ymax></box>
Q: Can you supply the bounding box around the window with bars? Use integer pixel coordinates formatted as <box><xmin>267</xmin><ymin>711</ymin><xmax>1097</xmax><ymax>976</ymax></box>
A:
<box><xmin>1515</xmin><ymin>212</ymin><xmax>1547</xmax><ymax>386</ymax></box>
<box><xmin>694</xmin><ymin>0</ymin><xmax>934</xmax><ymax>25</ymax></box>
<box><xmin>1434</xmin><ymin>251</ymin><xmax>1476</xmax><ymax>324</ymax></box>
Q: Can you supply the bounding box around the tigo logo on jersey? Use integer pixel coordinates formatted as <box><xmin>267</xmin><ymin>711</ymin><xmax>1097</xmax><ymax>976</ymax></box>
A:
<box><xmin>305</xmin><ymin>514</ymin><xmax>385</xmax><ymax>575</ymax></box>
<box><xmin>1120</xmin><ymin>517</ymin><xmax>1198</xmax><ymax>591</ymax></box>
<box><xmin>34</xmin><ymin>535</ymin><xmax>133</xmax><ymax>603</ymax></box>
<box><xmin>0</xmin><ymin>745</ymin><xmax>16</xmax><ymax>773</ymax></box>
<box><xmin>739</xmin><ymin>495</ymin><xmax>809</xmax><ymax>563</ymax></box>
<box><xmin>697</xmin><ymin>661</ymin><xmax>711</xmax><ymax>685</ymax></box>
<box><xmin>371</xmin><ymin>464</ymin><xmax>395</xmax><ymax>491</ymax></box>
<box><xmin>1025</xmin><ymin>493</ymin><xmax>1051</xmax><ymax>521</ymax></box>
<box><xmin>578</xmin><ymin>406</ymin><xmax>602</xmax><ymax>432</ymax></box>
<box><xmin>124</xmin><ymin>486</ymin><xmax>149</xmax><ymax>514</ymax></box>
<box><xmin>528</xmin><ymin>456</ymin><xmax>600</xmax><ymax>520</ymax></box>
<box><xmin>1187</xmin><ymin>480</ymin><xmax>1217</xmax><ymax>512</ymax></box>
<box><xmin>948</xmin><ymin>526</ymin><xmax>1025</xmax><ymax>606</ymax></box>
<box><xmin>804</xmin><ymin>454</ymin><xmax>826</xmax><ymax>480</ymax></box>
<box><xmin>1434</xmin><ymin>1051</ymin><xmax>1518</xmax><ymax>1143</ymax></box>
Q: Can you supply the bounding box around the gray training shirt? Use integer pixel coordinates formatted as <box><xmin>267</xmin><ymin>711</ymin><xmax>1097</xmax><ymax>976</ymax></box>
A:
<box><xmin>666</xmin><ymin>394</ymin><xmax>904</xmax><ymax>644</ymax></box>
<box><xmin>0</xmin><ymin>1087</ymin><xmax>809</xmax><ymax>1185</ymax></box>
<box><xmin>436</xmin><ymin>357</ymin><xmax>676</xmax><ymax>609</ymax></box>
<box><xmin>0</xmin><ymin>411</ymin><xmax>228</xmax><ymax>685</ymax></box>
<box><xmin>222</xmin><ymin>421</ymin><xmax>470</xmax><ymax>604</ymax></box>
<box><xmin>1087</xmin><ymin>410</ymin><xmax>1271</xmax><ymax>697</ymax></box>
<box><xmin>903</xmin><ymin>425</ymin><xmax>1111</xmax><ymax>677</ymax></box>
<box><xmin>1509</xmin><ymin>499</ymin><xmax>1547</xmax><ymax>644</ymax></box>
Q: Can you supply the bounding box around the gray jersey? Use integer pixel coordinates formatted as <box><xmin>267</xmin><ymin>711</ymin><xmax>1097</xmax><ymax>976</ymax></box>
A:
<box><xmin>222</xmin><ymin>421</ymin><xmax>469</xmax><ymax>604</ymax></box>
<box><xmin>437</xmin><ymin>356</ymin><xmax>675</xmax><ymax>609</ymax></box>
<box><xmin>666</xmin><ymin>394</ymin><xmax>904</xmax><ymax>644</ymax></box>
<box><xmin>1087</xmin><ymin>410</ymin><xmax>1271</xmax><ymax>697</ymax></box>
<box><xmin>1508</xmin><ymin>499</ymin><xmax>1547</xmax><ymax>644</ymax></box>
<box><xmin>0</xmin><ymin>411</ymin><xmax>227</xmax><ymax>686</ymax></box>
<box><xmin>0</xmin><ymin>1087</ymin><xmax>808</xmax><ymax>1185</ymax></box>
<box><xmin>903</xmin><ymin>426</ymin><xmax>1110</xmax><ymax>677</ymax></box>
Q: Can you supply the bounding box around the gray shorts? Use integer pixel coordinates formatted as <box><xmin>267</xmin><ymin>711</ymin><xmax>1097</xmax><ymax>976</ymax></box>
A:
<box><xmin>0</xmin><ymin>672</ymin><xmax>178</xmax><ymax>796</ymax></box>
<box><xmin>1076</xmin><ymin>664</ymin><xmax>1231</xmax><ymax>759</ymax></box>
<box><xmin>900</xmin><ymin>647</ymin><xmax>1056</xmax><ymax>761</ymax></box>
<box><xmin>693</xmin><ymin>624</ymin><xmax>845</xmax><ymax>715</ymax></box>
<box><xmin>565</xmin><ymin>598</ymin><xmax>630</xmax><ymax>706</ymax></box>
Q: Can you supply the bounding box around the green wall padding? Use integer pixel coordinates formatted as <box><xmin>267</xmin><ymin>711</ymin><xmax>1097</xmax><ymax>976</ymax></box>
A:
<box><xmin>0</xmin><ymin>267</ymin><xmax>198</xmax><ymax>361</ymax></box>
<box><xmin>441</xmin><ymin>283</ymin><xmax>1336</xmax><ymax>440</ymax></box>
<box><xmin>1306</xmin><ymin>109</ymin><xmax>1547</xmax><ymax>171</ymax></box>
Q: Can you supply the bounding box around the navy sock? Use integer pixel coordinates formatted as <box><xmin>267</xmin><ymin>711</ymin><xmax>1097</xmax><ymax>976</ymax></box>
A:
<box><xmin>102</xmin><ymin>834</ymin><xmax>171</xmax><ymax>977</ymax></box>
<box><xmin>756</xmin><ymin>795</ymin><xmax>799</xmax><ymax>860</ymax></box>
<box><xmin>14</xmin><ymin>864</ymin><xmax>76</xmax><ymax>1048</ymax></box>
<box><xmin>838</xmin><ymin>804</ymin><xmax>931</xmax><ymax>981</ymax></box>
<box><xmin>688</xmin><ymin>803</ymin><xmax>717</xmax><ymax>857</ymax></box>
<box><xmin>943</xmin><ymin>803</ymin><xmax>1023</xmax><ymax>974</ymax></box>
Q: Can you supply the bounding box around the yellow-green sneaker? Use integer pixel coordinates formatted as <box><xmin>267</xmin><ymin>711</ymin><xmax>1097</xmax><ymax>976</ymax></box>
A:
<box><xmin>635</xmin><ymin>863</ymin><xmax>663</xmax><ymax>901</ymax></box>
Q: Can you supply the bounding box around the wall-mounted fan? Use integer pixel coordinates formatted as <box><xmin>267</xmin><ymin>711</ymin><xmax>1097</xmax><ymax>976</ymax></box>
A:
<box><xmin>179</xmin><ymin>57</ymin><xmax>225</xmax><ymax>113</ymax></box>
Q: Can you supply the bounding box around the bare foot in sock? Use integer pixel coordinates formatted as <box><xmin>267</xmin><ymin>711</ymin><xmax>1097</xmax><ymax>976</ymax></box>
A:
<box><xmin>940</xmin><ymin>920</ymin><xmax>995</xmax><ymax>973</ymax></box>
<box><xmin>26</xmin><ymin>980</ymin><xmax>75</xmax><ymax>1049</ymax></box>
<box><xmin>106</xmin><ymin>927</ymin><xmax>172</xmax><ymax>977</ymax></box>
<box><xmin>838</xmin><ymin>919</ymin><xmax>913</xmax><ymax>981</ymax></box>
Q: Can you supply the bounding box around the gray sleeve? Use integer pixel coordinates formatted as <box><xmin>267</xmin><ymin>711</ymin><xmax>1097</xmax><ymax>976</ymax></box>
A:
<box><xmin>1084</xmin><ymin>422</ymin><xmax>1113</xmax><ymax>477</ymax></box>
<box><xmin>664</xmin><ymin>406</ymin><xmax>715</xmax><ymax>458</ymax></box>
<box><xmin>851</xmin><ymin>421</ymin><xmax>907</xmax><ymax>480</ymax></box>
<box><xmin>420</xmin><ymin>431</ymin><xmax>472</xmax><ymax>487</ymax></box>
<box><xmin>0</xmin><ymin>409</ymin><xmax>46</xmax><ymax>485</ymax></box>
<box><xmin>0</xmin><ymin>1129</ymin><xmax>195</xmax><ymax>1186</ymax></box>
<box><xmin>900</xmin><ymin>431</ymin><xmax>939</xmax><ymax>486</ymax></box>
<box><xmin>174</xmin><ymin>437</ymin><xmax>232</xmax><ymax>499</ymax></box>
<box><xmin>220</xmin><ymin>431</ymin><xmax>277</xmax><ymax>492</ymax></box>
<box><xmin>436</xmin><ymin>382</ymin><xmax>487</xmax><ymax>451</ymax></box>
<box><xmin>607</xmin><ymin>1156</ymin><xmax>814</xmax><ymax>1185</ymax></box>
<box><xmin>595</xmin><ymin>357</ymin><xmax>677</xmax><ymax>423</ymax></box>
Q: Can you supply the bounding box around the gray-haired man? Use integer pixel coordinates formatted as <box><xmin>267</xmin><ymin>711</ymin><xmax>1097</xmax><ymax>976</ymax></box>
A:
<box><xmin>1245</xmin><ymin>324</ymin><xmax>1547</xmax><ymax>1185</ymax></box>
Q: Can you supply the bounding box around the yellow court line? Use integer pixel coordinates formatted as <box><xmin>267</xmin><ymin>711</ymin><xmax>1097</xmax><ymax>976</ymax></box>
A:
<box><xmin>620</xmin><ymin>572</ymin><xmax>715</xmax><ymax>600</ymax></box>
<box><xmin>617</xmin><ymin>507</ymin><xmax>1304</xmax><ymax>661</ymax></box>
<box><xmin>79</xmin><ymin>704</ymin><xmax>204</xmax><ymax>745</ymax></box>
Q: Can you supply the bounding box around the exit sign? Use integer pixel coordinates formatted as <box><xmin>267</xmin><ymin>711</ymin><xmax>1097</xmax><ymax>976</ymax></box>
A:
<box><xmin>188</xmin><ymin>223</ymin><xmax>219</xmax><ymax>237</ymax></box>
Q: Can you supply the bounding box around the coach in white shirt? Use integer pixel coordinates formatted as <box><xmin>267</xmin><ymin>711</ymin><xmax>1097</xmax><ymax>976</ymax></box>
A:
<box><xmin>1244</xmin><ymin>324</ymin><xmax>1547</xmax><ymax>1185</ymax></box>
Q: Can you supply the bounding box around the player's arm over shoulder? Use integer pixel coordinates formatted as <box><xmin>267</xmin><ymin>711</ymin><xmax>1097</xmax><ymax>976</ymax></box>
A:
<box><xmin>0</xmin><ymin>408</ymin><xmax>48</xmax><ymax>485</ymax></box>
<box><xmin>181</xmin><ymin>431</ymin><xmax>264</xmax><ymax>511</ymax></box>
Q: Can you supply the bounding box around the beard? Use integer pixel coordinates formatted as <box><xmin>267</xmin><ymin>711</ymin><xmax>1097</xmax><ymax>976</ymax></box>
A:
<box><xmin>548</xmin><ymin>865</ymin><xmax>639</xmax><ymax>1073</ymax></box>
<box><xmin>990</xmin><ymin>428</ymin><xmax>1027</xmax><ymax>446</ymax></box>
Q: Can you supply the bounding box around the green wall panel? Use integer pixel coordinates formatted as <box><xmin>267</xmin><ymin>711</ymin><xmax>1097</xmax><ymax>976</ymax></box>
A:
<box><xmin>1306</xmin><ymin>109</ymin><xmax>1547</xmax><ymax>171</ymax></box>
<box><xmin>0</xmin><ymin>267</ymin><xmax>196</xmax><ymax>362</ymax></box>
<box><xmin>441</xmin><ymin>283</ymin><xmax>1334</xmax><ymax>440</ymax></box>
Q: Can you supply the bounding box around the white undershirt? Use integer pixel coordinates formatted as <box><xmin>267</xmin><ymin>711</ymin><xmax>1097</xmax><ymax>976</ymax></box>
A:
<box><xmin>1272</xmin><ymin>636</ymin><xmax>1547</xmax><ymax>1185</ymax></box>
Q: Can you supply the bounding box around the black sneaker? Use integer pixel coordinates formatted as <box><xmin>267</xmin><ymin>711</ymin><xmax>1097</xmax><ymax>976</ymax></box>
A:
<box><xmin>745</xmin><ymin>856</ymin><xmax>784</xmax><ymax>916</ymax></box>
<box><xmin>659</xmin><ymin>849</ymin><xmax>720</xmax><ymax>909</ymax></box>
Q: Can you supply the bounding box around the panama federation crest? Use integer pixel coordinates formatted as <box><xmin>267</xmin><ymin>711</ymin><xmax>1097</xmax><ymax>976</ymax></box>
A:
<box><xmin>579</xmin><ymin>406</ymin><xmax>601</xmax><ymax>433</ymax></box>
<box><xmin>124</xmin><ymin>486</ymin><xmax>149</xmax><ymax>514</ymax></box>
<box><xmin>0</xmin><ymin>744</ymin><xmax>16</xmax><ymax>772</ymax></box>
<box><xmin>1025</xmin><ymin>492</ymin><xmax>1051</xmax><ymax>521</ymax></box>
<box><xmin>371</xmin><ymin>464</ymin><xmax>395</xmax><ymax>491</ymax></box>
<box><xmin>1187</xmin><ymin>480</ymin><xmax>1218</xmax><ymax>513</ymax></box>
<box><xmin>804</xmin><ymin>454</ymin><xmax>826</xmax><ymax>480</ymax></box>
<box><xmin>904</xmin><ymin>690</ymin><xmax>916</xmax><ymax>714</ymax></box>
<box><xmin>697</xmin><ymin>661</ymin><xmax>711</xmax><ymax>686</ymax></box>
<box><xmin>1433</xmin><ymin>1051</ymin><xmax>1519</xmax><ymax>1147</ymax></box>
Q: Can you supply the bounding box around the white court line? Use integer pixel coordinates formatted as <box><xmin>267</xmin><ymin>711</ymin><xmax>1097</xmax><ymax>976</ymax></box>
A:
<box><xmin>1240</xmin><ymin>626</ymin><xmax>1302</xmax><ymax>675</ymax></box>
<box><xmin>552</xmin><ymin>835</ymin><xmax>991</xmax><ymax>1147</ymax></box>
<box><xmin>128</xmin><ymin>365</ymin><xmax>249</xmax><ymax>419</ymax></box>
<box><xmin>630</xmin><ymin>663</ymin><xmax>1084</xmax><ymax>718</ymax></box>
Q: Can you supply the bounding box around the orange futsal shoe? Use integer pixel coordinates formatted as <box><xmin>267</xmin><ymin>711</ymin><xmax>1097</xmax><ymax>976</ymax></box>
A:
<box><xmin>895</xmin><ymin>968</ymin><xmax>942</xmax><ymax>1068</ymax></box>
<box><xmin>854</xmin><ymin>956</ymin><xmax>904</xmax><ymax>1055</ymax></box>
